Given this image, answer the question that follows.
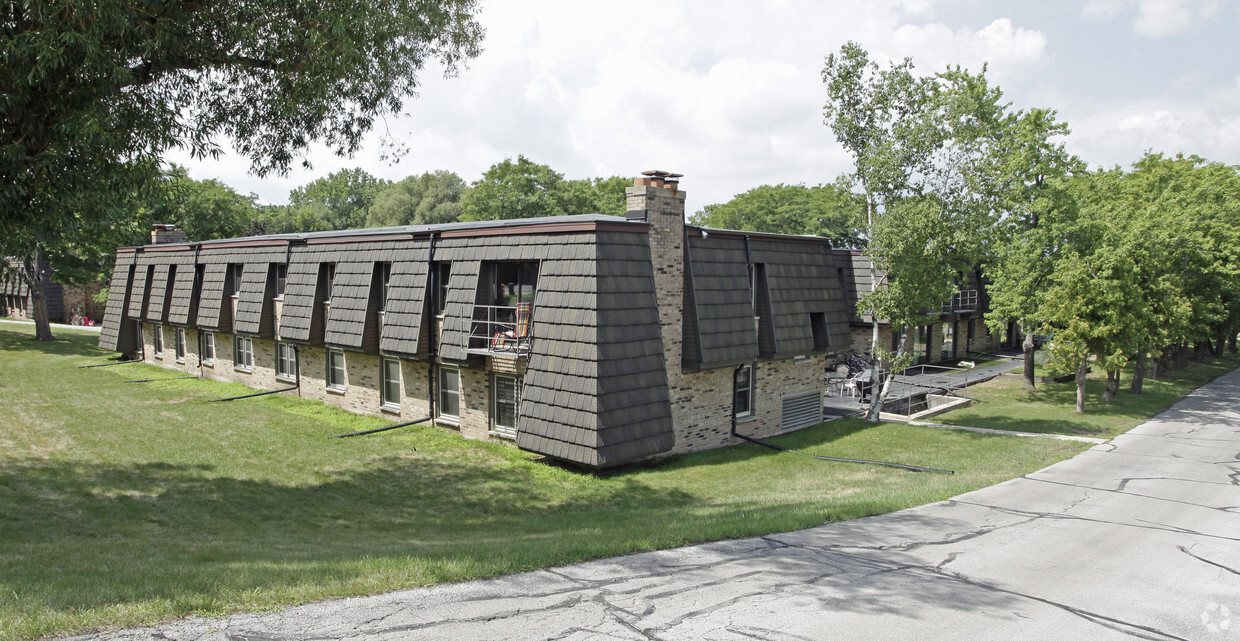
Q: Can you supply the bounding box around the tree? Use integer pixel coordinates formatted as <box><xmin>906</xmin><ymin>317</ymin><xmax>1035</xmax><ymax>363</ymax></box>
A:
<box><xmin>366</xmin><ymin>170</ymin><xmax>466</xmax><ymax>227</ymax></box>
<box><xmin>2</xmin><ymin>1</ymin><xmax>484</xmax><ymax>340</ymax></box>
<box><xmin>461</xmin><ymin>156</ymin><xmax>568</xmax><ymax>221</ymax></box>
<box><xmin>690</xmin><ymin>180</ymin><xmax>865</xmax><ymax>247</ymax></box>
<box><xmin>823</xmin><ymin>42</ymin><xmax>990</xmax><ymax>421</ymax></box>
<box><xmin>287</xmin><ymin>168</ymin><xmax>388</xmax><ymax>231</ymax></box>
<box><xmin>153</xmin><ymin>166</ymin><xmax>259</xmax><ymax>241</ymax></box>
<box><xmin>460</xmin><ymin>156</ymin><xmax>625</xmax><ymax>221</ymax></box>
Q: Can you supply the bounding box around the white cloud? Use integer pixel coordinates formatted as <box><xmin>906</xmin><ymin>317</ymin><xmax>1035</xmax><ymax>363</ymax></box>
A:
<box><xmin>1082</xmin><ymin>0</ymin><xmax>1220</xmax><ymax>38</ymax></box>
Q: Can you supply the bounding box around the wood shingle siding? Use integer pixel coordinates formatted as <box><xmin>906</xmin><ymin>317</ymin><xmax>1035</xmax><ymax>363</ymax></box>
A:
<box><xmin>195</xmin><ymin>263</ymin><xmax>229</xmax><ymax>331</ymax></box>
<box><xmin>127</xmin><ymin>259</ymin><xmax>154</xmax><ymax>320</ymax></box>
<box><xmin>684</xmin><ymin>235</ymin><xmax>760</xmax><ymax>369</ymax></box>
<box><xmin>517</xmin><ymin>231</ymin><xmax>674</xmax><ymax>468</ymax></box>
<box><xmin>234</xmin><ymin>261</ymin><xmax>274</xmax><ymax>337</ymax></box>
<box><xmin>377</xmin><ymin>241</ymin><xmax>430</xmax><ymax>357</ymax></box>
<box><xmin>98</xmin><ymin>252</ymin><xmax>138</xmax><ymax>352</ymax></box>
<box><xmin>144</xmin><ymin>263</ymin><xmax>172</xmax><ymax>322</ymax></box>
<box><xmin>277</xmin><ymin>257</ymin><xmax>321</xmax><ymax>344</ymax></box>
<box><xmin>435</xmin><ymin>259</ymin><xmax>480</xmax><ymax>362</ymax></box>
<box><xmin>750</xmin><ymin>238</ymin><xmax>850</xmax><ymax>358</ymax></box>
<box><xmin>166</xmin><ymin>260</ymin><xmax>198</xmax><ymax>326</ymax></box>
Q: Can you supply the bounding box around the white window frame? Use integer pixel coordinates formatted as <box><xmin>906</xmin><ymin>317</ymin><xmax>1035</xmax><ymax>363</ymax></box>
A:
<box><xmin>381</xmin><ymin>358</ymin><xmax>402</xmax><ymax>411</ymax></box>
<box><xmin>437</xmin><ymin>365</ymin><xmax>460</xmax><ymax>424</ymax></box>
<box><xmin>491</xmin><ymin>374</ymin><xmax>521</xmax><ymax>438</ymax></box>
<box><xmin>175</xmin><ymin>328</ymin><xmax>186</xmax><ymax>362</ymax></box>
<box><xmin>201</xmin><ymin>332</ymin><xmax>215</xmax><ymax>365</ymax></box>
<box><xmin>734</xmin><ymin>364</ymin><xmax>754</xmax><ymax>419</ymax></box>
<box><xmin>326</xmin><ymin>349</ymin><xmax>346</xmax><ymax>391</ymax></box>
<box><xmin>234</xmin><ymin>335</ymin><xmax>253</xmax><ymax>372</ymax></box>
<box><xmin>275</xmin><ymin>342</ymin><xmax>297</xmax><ymax>382</ymax></box>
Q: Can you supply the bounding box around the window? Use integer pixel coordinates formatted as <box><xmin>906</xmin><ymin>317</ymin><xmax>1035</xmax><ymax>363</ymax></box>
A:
<box><xmin>434</xmin><ymin>263</ymin><xmax>451</xmax><ymax>315</ymax></box>
<box><xmin>276</xmin><ymin>342</ymin><xmax>297</xmax><ymax>381</ymax></box>
<box><xmin>437</xmin><ymin>366</ymin><xmax>460</xmax><ymax>422</ymax></box>
<box><xmin>226</xmin><ymin>264</ymin><xmax>243</xmax><ymax>297</ymax></box>
<box><xmin>234</xmin><ymin>336</ymin><xmax>253</xmax><ymax>371</ymax></box>
<box><xmin>381</xmin><ymin>358</ymin><xmax>401</xmax><ymax>410</ymax></box>
<box><xmin>175</xmin><ymin>328</ymin><xmax>186</xmax><ymax>362</ymax></box>
<box><xmin>913</xmin><ymin>325</ymin><xmax>929</xmax><ymax>365</ymax></box>
<box><xmin>274</xmin><ymin>264</ymin><xmax>287</xmax><ymax>298</ymax></box>
<box><xmin>491</xmin><ymin>374</ymin><xmax>521</xmax><ymax>437</ymax></box>
<box><xmin>810</xmin><ymin>312</ymin><xmax>828</xmax><ymax>351</ymax></box>
<box><xmin>378</xmin><ymin>262</ymin><xmax>392</xmax><ymax>311</ymax></box>
<box><xmin>326</xmin><ymin>349</ymin><xmax>345</xmax><ymax>390</ymax></box>
<box><xmin>321</xmin><ymin>263</ymin><xmax>336</xmax><ymax>302</ymax></box>
<box><xmin>489</xmin><ymin>261</ymin><xmax>538</xmax><ymax>329</ymax></box>
<box><xmin>153</xmin><ymin>324</ymin><xmax>164</xmax><ymax>356</ymax></box>
<box><xmin>940</xmin><ymin>322</ymin><xmax>955</xmax><ymax>361</ymax></box>
<box><xmin>201</xmin><ymin>332</ymin><xmax>215</xmax><ymax>365</ymax></box>
<box><xmin>734</xmin><ymin>365</ymin><xmax>754</xmax><ymax>418</ymax></box>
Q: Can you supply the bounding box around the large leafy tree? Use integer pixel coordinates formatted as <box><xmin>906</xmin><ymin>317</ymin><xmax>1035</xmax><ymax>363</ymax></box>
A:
<box><xmin>690</xmin><ymin>181</ymin><xmax>865</xmax><ymax>247</ymax></box>
<box><xmin>461</xmin><ymin>156</ymin><xmax>627</xmax><ymax>221</ymax></box>
<box><xmin>2</xmin><ymin>0</ymin><xmax>484</xmax><ymax>339</ymax></box>
<box><xmin>287</xmin><ymin>168</ymin><xmax>388</xmax><ymax>231</ymax></box>
<box><xmin>822</xmin><ymin>42</ymin><xmax>1000</xmax><ymax>421</ymax></box>
<box><xmin>367</xmin><ymin>170</ymin><xmax>466</xmax><ymax>227</ymax></box>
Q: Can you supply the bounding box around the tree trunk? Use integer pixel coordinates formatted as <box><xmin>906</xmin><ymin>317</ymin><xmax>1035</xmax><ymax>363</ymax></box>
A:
<box><xmin>1074</xmin><ymin>357</ymin><xmax>1089</xmax><ymax>413</ymax></box>
<box><xmin>1102</xmin><ymin>369</ymin><xmax>1120</xmax><ymax>402</ymax></box>
<box><xmin>1021</xmin><ymin>319</ymin><xmax>1036</xmax><ymax>391</ymax></box>
<box><xmin>1131</xmin><ymin>348</ymin><xmax>1146</xmax><ymax>394</ymax></box>
<box><xmin>866</xmin><ymin>327</ymin><xmax>905</xmax><ymax>423</ymax></box>
<box><xmin>1213</xmin><ymin>330</ymin><xmax>1226</xmax><ymax>357</ymax></box>
<box><xmin>1176</xmin><ymin>344</ymin><xmax>1189</xmax><ymax>368</ymax></box>
<box><xmin>1229</xmin><ymin>331</ymin><xmax>1237</xmax><ymax>355</ymax></box>
<box><xmin>20</xmin><ymin>250</ymin><xmax>54</xmax><ymax>342</ymax></box>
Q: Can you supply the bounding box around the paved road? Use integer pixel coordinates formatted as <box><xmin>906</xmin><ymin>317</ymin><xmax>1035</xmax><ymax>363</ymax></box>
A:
<box><xmin>75</xmin><ymin>369</ymin><xmax>1240</xmax><ymax>641</ymax></box>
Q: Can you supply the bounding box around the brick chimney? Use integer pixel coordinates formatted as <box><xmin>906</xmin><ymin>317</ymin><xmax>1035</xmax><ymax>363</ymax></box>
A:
<box><xmin>627</xmin><ymin>170</ymin><xmax>687</xmax><ymax>376</ymax></box>
<box><xmin>151</xmin><ymin>223</ymin><xmax>187</xmax><ymax>244</ymax></box>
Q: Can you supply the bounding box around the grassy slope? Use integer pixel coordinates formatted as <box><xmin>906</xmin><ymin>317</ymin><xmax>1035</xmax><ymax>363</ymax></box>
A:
<box><xmin>0</xmin><ymin>325</ymin><xmax>1139</xmax><ymax>639</ymax></box>
<box><xmin>936</xmin><ymin>354</ymin><xmax>1240</xmax><ymax>439</ymax></box>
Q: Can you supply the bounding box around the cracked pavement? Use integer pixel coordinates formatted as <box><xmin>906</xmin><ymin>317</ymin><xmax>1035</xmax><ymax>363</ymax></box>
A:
<box><xmin>72</xmin><ymin>369</ymin><xmax>1240</xmax><ymax>641</ymax></box>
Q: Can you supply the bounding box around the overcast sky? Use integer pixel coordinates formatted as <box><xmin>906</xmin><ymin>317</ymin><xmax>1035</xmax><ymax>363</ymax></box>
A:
<box><xmin>169</xmin><ymin>0</ymin><xmax>1240</xmax><ymax>217</ymax></box>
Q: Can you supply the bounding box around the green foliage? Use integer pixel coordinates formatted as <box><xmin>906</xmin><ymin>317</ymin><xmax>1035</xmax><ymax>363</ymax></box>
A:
<box><xmin>366</xmin><ymin>170</ymin><xmax>466</xmax><ymax>227</ymax></box>
<box><xmin>690</xmin><ymin>181</ymin><xmax>865</xmax><ymax>246</ymax></box>
<box><xmin>153</xmin><ymin>166</ymin><xmax>259</xmax><ymax>242</ymax></box>
<box><xmin>288</xmin><ymin>168</ymin><xmax>389</xmax><ymax>231</ymax></box>
<box><xmin>461</xmin><ymin>156</ymin><xmax>626</xmax><ymax>221</ymax></box>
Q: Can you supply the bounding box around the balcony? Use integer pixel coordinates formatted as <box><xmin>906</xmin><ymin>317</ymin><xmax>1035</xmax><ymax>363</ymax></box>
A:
<box><xmin>466</xmin><ymin>304</ymin><xmax>533</xmax><ymax>358</ymax></box>
<box><xmin>942</xmin><ymin>289</ymin><xmax>978</xmax><ymax>314</ymax></box>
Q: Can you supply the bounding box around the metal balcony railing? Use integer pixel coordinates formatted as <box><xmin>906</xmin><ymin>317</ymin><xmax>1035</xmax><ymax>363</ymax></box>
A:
<box><xmin>466</xmin><ymin>303</ymin><xmax>533</xmax><ymax>358</ymax></box>
<box><xmin>942</xmin><ymin>289</ymin><xmax>978</xmax><ymax>313</ymax></box>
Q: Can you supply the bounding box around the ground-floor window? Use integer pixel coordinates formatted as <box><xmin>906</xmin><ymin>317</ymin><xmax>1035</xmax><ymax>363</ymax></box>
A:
<box><xmin>381</xmin><ymin>358</ymin><xmax>401</xmax><ymax>410</ymax></box>
<box><xmin>234</xmin><ymin>335</ymin><xmax>253</xmax><ymax>371</ymax></box>
<box><xmin>940</xmin><ymin>322</ymin><xmax>954</xmax><ymax>362</ymax></box>
<box><xmin>153</xmin><ymin>324</ymin><xmax>164</xmax><ymax>356</ymax></box>
<box><xmin>175</xmin><ymin>328</ymin><xmax>186</xmax><ymax>362</ymax></box>
<box><xmin>491</xmin><ymin>374</ymin><xmax>521</xmax><ymax>437</ymax></box>
<box><xmin>276</xmin><ymin>342</ymin><xmax>297</xmax><ymax>381</ymax></box>
<box><xmin>326</xmin><ymin>349</ymin><xmax>346</xmax><ymax>390</ymax></box>
<box><xmin>734</xmin><ymin>364</ymin><xmax>754</xmax><ymax>418</ymax></box>
<box><xmin>437</xmin><ymin>365</ymin><xmax>460</xmax><ymax>423</ymax></box>
<box><xmin>201</xmin><ymin>332</ymin><xmax>215</xmax><ymax>365</ymax></box>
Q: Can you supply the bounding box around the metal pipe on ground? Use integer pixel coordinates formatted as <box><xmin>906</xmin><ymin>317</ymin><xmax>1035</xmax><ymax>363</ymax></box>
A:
<box><xmin>331</xmin><ymin>417</ymin><xmax>432</xmax><ymax>439</ymax></box>
<box><xmin>207</xmin><ymin>386</ymin><xmax>298</xmax><ymax>402</ymax></box>
<box><xmin>77</xmin><ymin>359</ymin><xmax>141</xmax><ymax>368</ymax></box>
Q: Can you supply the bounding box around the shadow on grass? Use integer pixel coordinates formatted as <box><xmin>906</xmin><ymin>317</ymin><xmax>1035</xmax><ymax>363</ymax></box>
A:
<box><xmin>0</xmin><ymin>325</ymin><xmax>111</xmax><ymax>359</ymax></box>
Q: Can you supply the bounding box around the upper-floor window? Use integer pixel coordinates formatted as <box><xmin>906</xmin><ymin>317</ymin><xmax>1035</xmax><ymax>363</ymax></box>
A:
<box><xmin>321</xmin><ymin>263</ymin><xmax>336</xmax><ymax>303</ymax></box>
<box><xmin>493</xmin><ymin>262</ymin><xmax>537</xmax><ymax>308</ymax></box>
<box><xmin>434</xmin><ymin>263</ymin><xmax>451</xmax><ymax>315</ymax></box>
<box><xmin>378</xmin><ymin>262</ymin><xmax>392</xmax><ymax>311</ymax></box>
<box><xmin>225</xmin><ymin>264</ymin><xmax>243</xmax><ymax>298</ymax></box>
<box><xmin>274</xmin><ymin>264</ymin><xmax>287</xmax><ymax>298</ymax></box>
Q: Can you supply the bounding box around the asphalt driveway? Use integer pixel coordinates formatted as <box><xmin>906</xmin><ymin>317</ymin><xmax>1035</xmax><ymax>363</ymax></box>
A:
<box><xmin>73</xmin><ymin>368</ymin><xmax>1240</xmax><ymax>641</ymax></box>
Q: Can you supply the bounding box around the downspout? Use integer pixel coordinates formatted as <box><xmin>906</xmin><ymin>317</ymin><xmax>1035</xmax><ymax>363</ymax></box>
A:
<box><xmin>426</xmin><ymin>232</ymin><xmax>439</xmax><ymax>422</ymax></box>
<box><xmin>194</xmin><ymin>244</ymin><xmax>204</xmax><ymax>379</ymax></box>
<box><xmin>293</xmin><ymin>344</ymin><xmax>302</xmax><ymax>396</ymax></box>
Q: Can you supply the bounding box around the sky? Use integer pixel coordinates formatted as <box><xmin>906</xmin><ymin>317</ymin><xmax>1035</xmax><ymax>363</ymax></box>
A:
<box><xmin>168</xmin><ymin>0</ymin><xmax>1240</xmax><ymax>217</ymax></box>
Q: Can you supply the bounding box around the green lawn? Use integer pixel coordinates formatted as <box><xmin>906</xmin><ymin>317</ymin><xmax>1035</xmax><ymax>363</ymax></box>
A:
<box><xmin>936</xmin><ymin>353</ymin><xmax>1240</xmax><ymax>439</ymax></box>
<box><xmin>0</xmin><ymin>324</ymin><xmax>1201</xmax><ymax>640</ymax></box>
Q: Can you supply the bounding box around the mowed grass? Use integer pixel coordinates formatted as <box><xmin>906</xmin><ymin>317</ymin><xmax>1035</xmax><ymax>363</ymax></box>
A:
<box><xmin>0</xmin><ymin>325</ymin><xmax>1100</xmax><ymax>640</ymax></box>
<box><xmin>937</xmin><ymin>353</ymin><xmax>1240</xmax><ymax>439</ymax></box>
